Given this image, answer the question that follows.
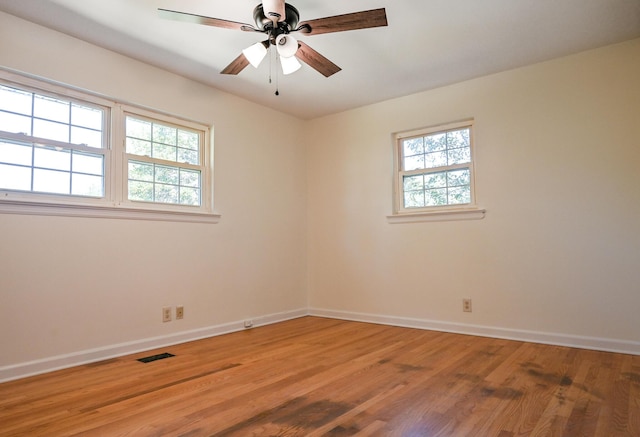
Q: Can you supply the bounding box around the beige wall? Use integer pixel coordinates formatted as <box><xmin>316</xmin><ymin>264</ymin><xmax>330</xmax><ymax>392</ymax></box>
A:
<box><xmin>306</xmin><ymin>38</ymin><xmax>640</xmax><ymax>345</ymax></box>
<box><xmin>0</xmin><ymin>12</ymin><xmax>307</xmax><ymax>370</ymax></box>
<box><xmin>1</xmin><ymin>9</ymin><xmax>639</xmax><ymax>379</ymax></box>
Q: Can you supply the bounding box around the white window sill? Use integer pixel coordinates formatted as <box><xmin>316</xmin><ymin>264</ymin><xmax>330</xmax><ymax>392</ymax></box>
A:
<box><xmin>387</xmin><ymin>207</ymin><xmax>486</xmax><ymax>223</ymax></box>
<box><xmin>0</xmin><ymin>200</ymin><xmax>221</xmax><ymax>224</ymax></box>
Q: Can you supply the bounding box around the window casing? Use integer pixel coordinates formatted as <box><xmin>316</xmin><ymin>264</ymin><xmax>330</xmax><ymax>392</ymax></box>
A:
<box><xmin>0</xmin><ymin>70</ymin><xmax>216</xmax><ymax>222</ymax></box>
<box><xmin>392</xmin><ymin>120</ymin><xmax>482</xmax><ymax>220</ymax></box>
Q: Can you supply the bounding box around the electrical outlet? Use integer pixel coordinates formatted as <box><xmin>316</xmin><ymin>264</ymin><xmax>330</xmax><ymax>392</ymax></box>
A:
<box><xmin>463</xmin><ymin>298</ymin><xmax>472</xmax><ymax>313</ymax></box>
<box><xmin>176</xmin><ymin>305</ymin><xmax>184</xmax><ymax>320</ymax></box>
<box><xmin>244</xmin><ymin>320</ymin><xmax>253</xmax><ymax>328</ymax></box>
<box><xmin>162</xmin><ymin>306</ymin><xmax>172</xmax><ymax>322</ymax></box>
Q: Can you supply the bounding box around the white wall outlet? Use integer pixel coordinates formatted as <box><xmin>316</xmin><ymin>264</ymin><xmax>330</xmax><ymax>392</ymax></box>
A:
<box><xmin>463</xmin><ymin>298</ymin><xmax>472</xmax><ymax>312</ymax></box>
<box><xmin>176</xmin><ymin>305</ymin><xmax>184</xmax><ymax>320</ymax></box>
<box><xmin>162</xmin><ymin>306</ymin><xmax>172</xmax><ymax>322</ymax></box>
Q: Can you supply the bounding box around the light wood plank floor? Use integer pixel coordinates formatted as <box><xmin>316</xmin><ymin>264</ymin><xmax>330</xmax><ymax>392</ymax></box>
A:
<box><xmin>1</xmin><ymin>317</ymin><xmax>639</xmax><ymax>436</ymax></box>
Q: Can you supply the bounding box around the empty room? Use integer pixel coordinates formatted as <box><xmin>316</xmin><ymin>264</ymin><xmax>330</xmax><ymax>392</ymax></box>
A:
<box><xmin>0</xmin><ymin>0</ymin><xmax>639</xmax><ymax>435</ymax></box>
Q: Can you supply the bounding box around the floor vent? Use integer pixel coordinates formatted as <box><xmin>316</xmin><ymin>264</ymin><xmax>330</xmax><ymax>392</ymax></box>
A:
<box><xmin>137</xmin><ymin>352</ymin><xmax>175</xmax><ymax>363</ymax></box>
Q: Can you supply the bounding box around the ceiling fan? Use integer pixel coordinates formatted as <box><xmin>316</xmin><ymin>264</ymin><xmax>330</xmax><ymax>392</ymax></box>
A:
<box><xmin>158</xmin><ymin>0</ymin><xmax>388</xmax><ymax>78</ymax></box>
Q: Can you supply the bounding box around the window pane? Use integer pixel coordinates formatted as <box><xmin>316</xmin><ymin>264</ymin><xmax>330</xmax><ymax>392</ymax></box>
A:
<box><xmin>448</xmin><ymin>186</ymin><xmax>471</xmax><ymax>205</ymax></box>
<box><xmin>425</xmin><ymin>188</ymin><xmax>447</xmax><ymax>206</ymax></box>
<box><xmin>72</xmin><ymin>152</ymin><xmax>103</xmax><ymax>176</ymax></box>
<box><xmin>447</xmin><ymin>129</ymin><xmax>470</xmax><ymax>148</ymax></box>
<box><xmin>447</xmin><ymin>169</ymin><xmax>470</xmax><ymax>187</ymax></box>
<box><xmin>178</xmin><ymin>130</ymin><xmax>199</xmax><ymax>151</ymax></box>
<box><xmin>129</xmin><ymin>161</ymin><xmax>154</xmax><ymax>181</ymax></box>
<box><xmin>403</xmin><ymin>155</ymin><xmax>424</xmax><ymax>171</ymax></box>
<box><xmin>33</xmin><ymin>119</ymin><xmax>69</xmax><ymax>143</ymax></box>
<box><xmin>0</xmin><ymin>85</ymin><xmax>32</xmax><ymax>115</ymax></box>
<box><xmin>127</xmin><ymin>138</ymin><xmax>151</xmax><ymax>156</ymax></box>
<box><xmin>71</xmin><ymin>104</ymin><xmax>102</xmax><ymax>130</ymax></box>
<box><xmin>34</xmin><ymin>95</ymin><xmax>69</xmax><ymax>124</ymax></box>
<box><xmin>0</xmin><ymin>112</ymin><xmax>32</xmax><ymax>135</ymax></box>
<box><xmin>425</xmin><ymin>133</ymin><xmax>446</xmax><ymax>152</ymax></box>
<box><xmin>71</xmin><ymin>173</ymin><xmax>103</xmax><ymax>197</ymax></box>
<box><xmin>0</xmin><ymin>141</ymin><xmax>32</xmax><ymax>166</ymax></box>
<box><xmin>403</xmin><ymin>175</ymin><xmax>423</xmax><ymax>191</ymax></box>
<box><xmin>34</xmin><ymin>146</ymin><xmax>71</xmax><ymax>171</ymax></box>
<box><xmin>180</xmin><ymin>169</ymin><xmax>200</xmax><ymax>187</ymax></box>
<box><xmin>126</xmin><ymin>117</ymin><xmax>151</xmax><ymax>140</ymax></box>
<box><xmin>153</xmin><ymin>143</ymin><xmax>177</xmax><ymax>162</ymax></box>
<box><xmin>153</xmin><ymin>124</ymin><xmax>177</xmax><ymax>146</ymax></box>
<box><xmin>155</xmin><ymin>165</ymin><xmax>179</xmax><ymax>184</ymax></box>
<box><xmin>424</xmin><ymin>151</ymin><xmax>447</xmax><ymax>169</ymax></box>
<box><xmin>177</xmin><ymin>148</ymin><xmax>198</xmax><ymax>165</ymax></box>
<box><xmin>33</xmin><ymin>168</ymin><xmax>70</xmax><ymax>194</ymax></box>
<box><xmin>404</xmin><ymin>190</ymin><xmax>424</xmax><ymax>208</ymax></box>
<box><xmin>71</xmin><ymin>126</ymin><xmax>102</xmax><ymax>148</ymax></box>
<box><xmin>179</xmin><ymin>187</ymin><xmax>200</xmax><ymax>205</ymax></box>
<box><xmin>156</xmin><ymin>183</ymin><xmax>178</xmax><ymax>203</ymax></box>
<box><xmin>403</xmin><ymin>137</ymin><xmax>423</xmax><ymax>156</ymax></box>
<box><xmin>0</xmin><ymin>163</ymin><xmax>31</xmax><ymax>190</ymax></box>
<box><xmin>448</xmin><ymin>147</ymin><xmax>471</xmax><ymax>165</ymax></box>
<box><xmin>424</xmin><ymin>172</ymin><xmax>447</xmax><ymax>189</ymax></box>
<box><xmin>129</xmin><ymin>180</ymin><xmax>154</xmax><ymax>201</ymax></box>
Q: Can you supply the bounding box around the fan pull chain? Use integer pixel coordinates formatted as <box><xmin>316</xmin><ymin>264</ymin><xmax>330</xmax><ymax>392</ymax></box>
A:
<box><xmin>274</xmin><ymin>51</ymin><xmax>280</xmax><ymax>96</ymax></box>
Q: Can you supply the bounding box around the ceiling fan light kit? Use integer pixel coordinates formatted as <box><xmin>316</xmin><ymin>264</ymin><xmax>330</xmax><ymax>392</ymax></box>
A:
<box><xmin>242</xmin><ymin>41</ymin><xmax>268</xmax><ymax>68</ymax></box>
<box><xmin>280</xmin><ymin>55</ymin><xmax>302</xmax><ymax>75</ymax></box>
<box><xmin>159</xmin><ymin>1</ymin><xmax>388</xmax><ymax>83</ymax></box>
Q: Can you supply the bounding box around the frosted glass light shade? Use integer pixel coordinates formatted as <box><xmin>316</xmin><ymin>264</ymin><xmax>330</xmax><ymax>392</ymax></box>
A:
<box><xmin>275</xmin><ymin>34</ymin><xmax>298</xmax><ymax>58</ymax></box>
<box><xmin>280</xmin><ymin>55</ymin><xmax>302</xmax><ymax>75</ymax></box>
<box><xmin>242</xmin><ymin>42</ymin><xmax>268</xmax><ymax>68</ymax></box>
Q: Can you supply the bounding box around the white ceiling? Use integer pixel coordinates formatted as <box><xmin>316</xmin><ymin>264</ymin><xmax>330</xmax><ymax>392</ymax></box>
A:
<box><xmin>1</xmin><ymin>0</ymin><xmax>639</xmax><ymax>119</ymax></box>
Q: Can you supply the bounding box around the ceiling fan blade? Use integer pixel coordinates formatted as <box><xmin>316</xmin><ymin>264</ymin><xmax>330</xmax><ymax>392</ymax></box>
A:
<box><xmin>158</xmin><ymin>8</ymin><xmax>255</xmax><ymax>31</ymax></box>
<box><xmin>296</xmin><ymin>41</ymin><xmax>341</xmax><ymax>77</ymax></box>
<box><xmin>297</xmin><ymin>8</ymin><xmax>387</xmax><ymax>35</ymax></box>
<box><xmin>221</xmin><ymin>53</ymin><xmax>250</xmax><ymax>75</ymax></box>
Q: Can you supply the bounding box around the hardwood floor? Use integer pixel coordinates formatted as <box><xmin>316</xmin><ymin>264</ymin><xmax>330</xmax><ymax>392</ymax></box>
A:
<box><xmin>1</xmin><ymin>316</ymin><xmax>638</xmax><ymax>436</ymax></box>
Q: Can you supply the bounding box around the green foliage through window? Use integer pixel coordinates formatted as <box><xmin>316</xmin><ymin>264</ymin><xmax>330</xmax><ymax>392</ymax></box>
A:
<box><xmin>397</xmin><ymin>123</ymin><xmax>474</xmax><ymax>210</ymax></box>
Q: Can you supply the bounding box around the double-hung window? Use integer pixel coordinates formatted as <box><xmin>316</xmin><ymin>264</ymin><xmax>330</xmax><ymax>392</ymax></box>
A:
<box><xmin>0</xmin><ymin>84</ymin><xmax>107</xmax><ymax>198</ymax></box>
<box><xmin>125</xmin><ymin>112</ymin><xmax>204</xmax><ymax>207</ymax></box>
<box><xmin>391</xmin><ymin>120</ymin><xmax>483</xmax><ymax>221</ymax></box>
<box><xmin>0</xmin><ymin>70</ymin><xmax>215</xmax><ymax>222</ymax></box>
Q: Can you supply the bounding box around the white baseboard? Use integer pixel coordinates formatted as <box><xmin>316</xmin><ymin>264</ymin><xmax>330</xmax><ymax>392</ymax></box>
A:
<box><xmin>0</xmin><ymin>308</ymin><xmax>307</xmax><ymax>383</ymax></box>
<box><xmin>4</xmin><ymin>307</ymin><xmax>639</xmax><ymax>382</ymax></box>
<box><xmin>309</xmin><ymin>308</ymin><xmax>640</xmax><ymax>356</ymax></box>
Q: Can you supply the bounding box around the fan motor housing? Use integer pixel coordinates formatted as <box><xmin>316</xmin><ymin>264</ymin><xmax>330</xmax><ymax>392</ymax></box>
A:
<box><xmin>253</xmin><ymin>3</ymin><xmax>299</xmax><ymax>32</ymax></box>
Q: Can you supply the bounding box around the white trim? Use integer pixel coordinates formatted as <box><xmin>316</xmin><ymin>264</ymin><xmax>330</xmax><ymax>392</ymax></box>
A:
<box><xmin>0</xmin><ymin>308</ymin><xmax>307</xmax><ymax>382</ymax></box>
<box><xmin>309</xmin><ymin>308</ymin><xmax>640</xmax><ymax>356</ymax></box>
<box><xmin>387</xmin><ymin>207</ymin><xmax>485</xmax><ymax>223</ymax></box>
<box><xmin>0</xmin><ymin>198</ymin><xmax>220</xmax><ymax>223</ymax></box>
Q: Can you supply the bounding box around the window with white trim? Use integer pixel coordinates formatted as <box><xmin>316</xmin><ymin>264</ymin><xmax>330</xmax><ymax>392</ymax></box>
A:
<box><xmin>0</xmin><ymin>71</ymin><xmax>215</xmax><ymax>222</ymax></box>
<box><xmin>125</xmin><ymin>113</ymin><xmax>203</xmax><ymax>207</ymax></box>
<box><xmin>394</xmin><ymin>120</ymin><xmax>477</xmax><ymax>214</ymax></box>
<box><xmin>0</xmin><ymin>84</ymin><xmax>107</xmax><ymax>197</ymax></box>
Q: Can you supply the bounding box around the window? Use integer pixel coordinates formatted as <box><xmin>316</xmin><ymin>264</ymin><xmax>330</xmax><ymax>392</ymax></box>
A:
<box><xmin>391</xmin><ymin>120</ymin><xmax>484</xmax><ymax>222</ymax></box>
<box><xmin>0</xmin><ymin>70</ymin><xmax>216</xmax><ymax>223</ymax></box>
<box><xmin>0</xmin><ymin>84</ymin><xmax>107</xmax><ymax>197</ymax></box>
<box><xmin>125</xmin><ymin>114</ymin><xmax>203</xmax><ymax>207</ymax></box>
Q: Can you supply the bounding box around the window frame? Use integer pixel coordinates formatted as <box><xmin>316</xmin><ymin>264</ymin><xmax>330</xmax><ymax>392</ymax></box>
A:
<box><xmin>0</xmin><ymin>68</ymin><xmax>218</xmax><ymax>223</ymax></box>
<box><xmin>389</xmin><ymin>119</ymin><xmax>485</xmax><ymax>223</ymax></box>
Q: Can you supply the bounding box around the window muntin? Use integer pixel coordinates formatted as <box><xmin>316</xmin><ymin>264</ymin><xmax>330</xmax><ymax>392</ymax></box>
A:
<box><xmin>125</xmin><ymin>114</ymin><xmax>203</xmax><ymax>207</ymax></box>
<box><xmin>0</xmin><ymin>84</ymin><xmax>106</xmax><ymax>197</ymax></box>
<box><xmin>396</xmin><ymin>121</ymin><xmax>475</xmax><ymax>213</ymax></box>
